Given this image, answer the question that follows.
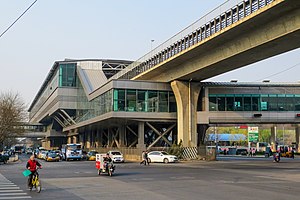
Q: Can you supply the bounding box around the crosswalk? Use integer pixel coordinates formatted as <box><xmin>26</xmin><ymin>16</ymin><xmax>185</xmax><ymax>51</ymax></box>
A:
<box><xmin>0</xmin><ymin>173</ymin><xmax>31</xmax><ymax>199</ymax></box>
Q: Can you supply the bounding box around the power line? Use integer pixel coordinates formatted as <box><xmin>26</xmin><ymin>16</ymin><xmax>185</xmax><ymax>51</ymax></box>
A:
<box><xmin>0</xmin><ymin>0</ymin><xmax>38</xmax><ymax>39</ymax></box>
<box><xmin>254</xmin><ymin>61</ymin><xmax>300</xmax><ymax>81</ymax></box>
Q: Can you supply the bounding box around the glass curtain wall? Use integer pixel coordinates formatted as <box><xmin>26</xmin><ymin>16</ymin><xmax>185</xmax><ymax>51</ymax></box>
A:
<box><xmin>59</xmin><ymin>63</ymin><xmax>77</xmax><ymax>87</ymax></box>
<box><xmin>113</xmin><ymin>89</ymin><xmax>176</xmax><ymax>112</ymax></box>
<box><xmin>209</xmin><ymin>94</ymin><xmax>300</xmax><ymax>111</ymax></box>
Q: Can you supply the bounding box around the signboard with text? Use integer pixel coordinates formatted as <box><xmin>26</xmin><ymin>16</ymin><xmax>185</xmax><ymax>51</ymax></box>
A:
<box><xmin>248</xmin><ymin>127</ymin><xmax>259</xmax><ymax>142</ymax></box>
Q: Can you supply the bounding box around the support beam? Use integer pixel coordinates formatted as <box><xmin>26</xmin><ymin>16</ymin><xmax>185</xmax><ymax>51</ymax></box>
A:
<box><xmin>270</xmin><ymin>126</ymin><xmax>277</xmax><ymax>151</ymax></box>
<box><xmin>60</xmin><ymin>109</ymin><xmax>76</xmax><ymax>125</ymax></box>
<box><xmin>137</xmin><ymin>122</ymin><xmax>146</xmax><ymax>149</ymax></box>
<box><xmin>296</xmin><ymin>126</ymin><xmax>300</xmax><ymax>153</ymax></box>
<box><xmin>53</xmin><ymin>116</ymin><xmax>66</xmax><ymax>128</ymax></box>
<box><xmin>171</xmin><ymin>80</ymin><xmax>200</xmax><ymax>147</ymax></box>
<box><xmin>119</xmin><ymin>126</ymin><xmax>126</xmax><ymax>147</ymax></box>
<box><xmin>147</xmin><ymin>123</ymin><xmax>175</xmax><ymax>148</ymax></box>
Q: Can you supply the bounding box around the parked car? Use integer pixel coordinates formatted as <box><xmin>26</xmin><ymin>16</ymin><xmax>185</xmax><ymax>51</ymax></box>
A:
<box><xmin>39</xmin><ymin>150</ymin><xmax>48</xmax><ymax>160</ymax></box>
<box><xmin>147</xmin><ymin>151</ymin><xmax>178</xmax><ymax>163</ymax></box>
<box><xmin>0</xmin><ymin>152</ymin><xmax>9</xmax><ymax>164</ymax></box>
<box><xmin>26</xmin><ymin>148</ymin><xmax>33</xmax><ymax>155</ymax></box>
<box><xmin>236</xmin><ymin>148</ymin><xmax>248</xmax><ymax>155</ymax></box>
<box><xmin>86</xmin><ymin>151</ymin><xmax>98</xmax><ymax>161</ymax></box>
<box><xmin>108</xmin><ymin>150</ymin><xmax>124</xmax><ymax>163</ymax></box>
<box><xmin>45</xmin><ymin>152</ymin><xmax>60</xmax><ymax>162</ymax></box>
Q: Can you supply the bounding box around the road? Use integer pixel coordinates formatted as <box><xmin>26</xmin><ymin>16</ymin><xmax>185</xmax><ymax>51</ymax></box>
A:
<box><xmin>1</xmin><ymin>154</ymin><xmax>300</xmax><ymax>200</ymax></box>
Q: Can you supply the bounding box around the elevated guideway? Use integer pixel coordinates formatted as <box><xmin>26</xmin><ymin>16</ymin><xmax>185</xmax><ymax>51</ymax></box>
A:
<box><xmin>109</xmin><ymin>0</ymin><xmax>300</xmax><ymax>147</ymax></box>
<box><xmin>111</xmin><ymin>0</ymin><xmax>300</xmax><ymax>82</ymax></box>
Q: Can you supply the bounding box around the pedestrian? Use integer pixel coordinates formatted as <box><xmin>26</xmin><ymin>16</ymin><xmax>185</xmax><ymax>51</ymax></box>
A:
<box><xmin>145</xmin><ymin>151</ymin><xmax>149</xmax><ymax>165</ymax></box>
<box><xmin>291</xmin><ymin>149</ymin><xmax>295</xmax><ymax>159</ymax></box>
<box><xmin>140</xmin><ymin>151</ymin><xmax>146</xmax><ymax>165</ymax></box>
<box><xmin>252</xmin><ymin>148</ymin><xmax>256</xmax><ymax>156</ymax></box>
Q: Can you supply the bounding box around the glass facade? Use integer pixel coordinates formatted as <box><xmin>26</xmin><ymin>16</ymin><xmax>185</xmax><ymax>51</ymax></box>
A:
<box><xmin>113</xmin><ymin>89</ymin><xmax>176</xmax><ymax>113</ymax></box>
<box><xmin>209</xmin><ymin>94</ymin><xmax>300</xmax><ymax>111</ymax></box>
<box><xmin>75</xmin><ymin>87</ymin><xmax>176</xmax><ymax>124</ymax></box>
<box><xmin>59</xmin><ymin>63</ymin><xmax>77</xmax><ymax>87</ymax></box>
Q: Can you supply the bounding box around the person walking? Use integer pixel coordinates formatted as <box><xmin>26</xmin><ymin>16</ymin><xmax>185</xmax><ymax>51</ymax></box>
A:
<box><xmin>145</xmin><ymin>151</ymin><xmax>149</xmax><ymax>165</ymax></box>
<box><xmin>140</xmin><ymin>151</ymin><xmax>146</xmax><ymax>165</ymax></box>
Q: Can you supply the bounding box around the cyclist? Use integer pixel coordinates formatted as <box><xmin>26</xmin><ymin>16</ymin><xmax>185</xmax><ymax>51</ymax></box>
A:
<box><xmin>26</xmin><ymin>155</ymin><xmax>42</xmax><ymax>189</ymax></box>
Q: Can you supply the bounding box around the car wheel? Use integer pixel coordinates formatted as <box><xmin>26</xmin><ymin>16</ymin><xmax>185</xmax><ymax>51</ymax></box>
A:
<box><xmin>163</xmin><ymin>158</ymin><xmax>169</xmax><ymax>164</ymax></box>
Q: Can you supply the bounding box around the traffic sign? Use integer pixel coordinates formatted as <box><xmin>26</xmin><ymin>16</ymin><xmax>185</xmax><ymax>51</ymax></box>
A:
<box><xmin>248</xmin><ymin>127</ymin><xmax>258</xmax><ymax>142</ymax></box>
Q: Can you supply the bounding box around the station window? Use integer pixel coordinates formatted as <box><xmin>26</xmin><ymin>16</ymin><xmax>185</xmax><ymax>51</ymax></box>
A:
<box><xmin>244</xmin><ymin>95</ymin><xmax>252</xmax><ymax>111</ymax></box>
<box><xmin>113</xmin><ymin>89</ymin><xmax>125</xmax><ymax>111</ymax></box>
<box><xmin>59</xmin><ymin>63</ymin><xmax>77</xmax><ymax>87</ymax></box>
<box><xmin>209</xmin><ymin>96</ymin><xmax>217</xmax><ymax>111</ymax></box>
<box><xmin>159</xmin><ymin>91</ymin><xmax>169</xmax><ymax>112</ymax></box>
<box><xmin>295</xmin><ymin>95</ymin><xmax>300</xmax><ymax>111</ymax></box>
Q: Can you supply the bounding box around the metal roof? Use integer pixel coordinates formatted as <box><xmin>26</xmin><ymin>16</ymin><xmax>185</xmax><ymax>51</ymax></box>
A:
<box><xmin>200</xmin><ymin>82</ymin><xmax>300</xmax><ymax>87</ymax></box>
<box><xmin>28</xmin><ymin>59</ymin><xmax>133</xmax><ymax>112</ymax></box>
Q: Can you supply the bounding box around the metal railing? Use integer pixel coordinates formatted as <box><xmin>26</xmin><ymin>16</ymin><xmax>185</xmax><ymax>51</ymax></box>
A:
<box><xmin>109</xmin><ymin>0</ymin><xmax>275</xmax><ymax>81</ymax></box>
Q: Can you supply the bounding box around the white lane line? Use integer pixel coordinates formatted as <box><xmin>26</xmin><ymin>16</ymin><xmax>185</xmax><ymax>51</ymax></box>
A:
<box><xmin>0</xmin><ymin>185</ymin><xmax>15</xmax><ymax>187</ymax></box>
<box><xmin>0</xmin><ymin>197</ymin><xmax>31</xmax><ymax>199</ymax></box>
<box><xmin>0</xmin><ymin>193</ymin><xmax>28</xmax><ymax>196</ymax></box>
<box><xmin>0</xmin><ymin>187</ymin><xmax>20</xmax><ymax>190</ymax></box>
<box><xmin>0</xmin><ymin>190</ymin><xmax>23</xmax><ymax>193</ymax></box>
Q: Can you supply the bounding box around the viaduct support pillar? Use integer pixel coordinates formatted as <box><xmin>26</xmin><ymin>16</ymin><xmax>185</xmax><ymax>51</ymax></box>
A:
<box><xmin>119</xmin><ymin>125</ymin><xmax>126</xmax><ymax>147</ymax></box>
<box><xmin>137</xmin><ymin>122</ymin><xmax>146</xmax><ymax>149</ymax></box>
<box><xmin>270</xmin><ymin>126</ymin><xmax>277</xmax><ymax>151</ymax></box>
<box><xmin>296</xmin><ymin>126</ymin><xmax>300</xmax><ymax>153</ymax></box>
<box><xmin>171</xmin><ymin>80</ymin><xmax>200</xmax><ymax>147</ymax></box>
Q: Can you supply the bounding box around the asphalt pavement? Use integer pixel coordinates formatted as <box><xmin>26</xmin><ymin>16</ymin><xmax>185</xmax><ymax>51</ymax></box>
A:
<box><xmin>1</xmin><ymin>154</ymin><xmax>300</xmax><ymax>200</ymax></box>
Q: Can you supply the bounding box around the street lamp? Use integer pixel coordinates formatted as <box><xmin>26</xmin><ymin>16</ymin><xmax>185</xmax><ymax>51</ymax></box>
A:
<box><xmin>150</xmin><ymin>39</ymin><xmax>155</xmax><ymax>51</ymax></box>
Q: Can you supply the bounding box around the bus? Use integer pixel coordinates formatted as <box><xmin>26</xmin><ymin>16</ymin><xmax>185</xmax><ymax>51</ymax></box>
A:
<box><xmin>61</xmin><ymin>144</ymin><xmax>82</xmax><ymax>161</ymax></box>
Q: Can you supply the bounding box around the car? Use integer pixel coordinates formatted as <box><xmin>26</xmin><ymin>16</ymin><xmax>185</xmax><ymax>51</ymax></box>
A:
<box><xmin>236</xmin><ymin>148</ymin><xmax>248</xmax><ymax>155</ymax></box>
<box><xmin>108</xmin><ymin>150</ymin><xmax>124</xmax><ymax>163</ymax></box>
<box><xmin>86</xmin><ymin>151</ymin><xmax>98</xmax><ymax>161</ymax></box>
<box><xmin>26</xmin><ymin>148</ymin><xmax>33</xmax><ymax>155</ymax></box>
<box><xmin>39</xmin><ymin>150</ymin><xmax>48</xmax><ymax>160</ymax></box>
<box><xmin>45</xmin><ymin>152</ymin><xmax>60</xmax><ymax>162</ymax></box>
<box><xmin>147</xmin><ymin>151</ymin><xmax>178</xmax><ymax>163</ymax></box>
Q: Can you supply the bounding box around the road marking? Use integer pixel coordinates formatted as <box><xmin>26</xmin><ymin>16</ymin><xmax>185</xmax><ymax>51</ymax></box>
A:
<box><xmin>0</xmin><ymin>173</ymin><xmax>31</xmax><ymax>199</ymax></box>
<box><xmin>0</xmin><ymin>193</ymin><xmax>27</xmax><ymax>196</ymax></box>
<box><xmin>0</xmin><ymin>187</ymin><xmax>20</xmax><ymax>190</ymax></box>
<box><xmin>0</xmin><ymin>197</ymin><xmax>31</xmax><ymax>199</ymax></box>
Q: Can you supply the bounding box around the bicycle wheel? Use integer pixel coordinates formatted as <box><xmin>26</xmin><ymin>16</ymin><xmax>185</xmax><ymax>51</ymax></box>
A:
<box><xmin>36</xmin><ymin>179</ymin><xmax>41</xmax><ymax>193</ymax></box>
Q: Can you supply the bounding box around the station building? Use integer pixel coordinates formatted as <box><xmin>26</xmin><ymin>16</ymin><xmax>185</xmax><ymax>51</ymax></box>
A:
<box><xmin>28</xmin><ymin>59</ymin><xmax>300</xmax><ymax>155</ymax></box>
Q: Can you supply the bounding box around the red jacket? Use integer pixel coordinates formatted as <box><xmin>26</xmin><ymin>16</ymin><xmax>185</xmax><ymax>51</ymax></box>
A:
<box><xmin>26</xmin><ymin>159</ymin><xmax>41</xmax><ymax>172</ymax></box>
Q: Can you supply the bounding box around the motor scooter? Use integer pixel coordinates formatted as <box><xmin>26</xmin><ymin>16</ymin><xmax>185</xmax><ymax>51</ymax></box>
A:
<box><xmin>96</xmin><ymin>154</ymin><xmax>115</xmax><ymax>176</ymax></box>
<box><xmin>273</xmin><ymin>152</ymin><xmax>280</xmax><ymax>162</ymax></box>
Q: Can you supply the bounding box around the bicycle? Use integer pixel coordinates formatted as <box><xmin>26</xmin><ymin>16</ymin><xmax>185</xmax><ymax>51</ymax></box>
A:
<box><xmin>28</xmin><ymin>169</ymin><xmax>42</xmax><ymax>193</ymax></box>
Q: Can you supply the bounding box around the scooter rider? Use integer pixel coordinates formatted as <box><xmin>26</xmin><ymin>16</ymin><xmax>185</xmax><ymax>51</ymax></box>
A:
<box><xmin>103</xmin><ymin>153</ymin><xmax>113</xmax><ymax>170</ymax></box>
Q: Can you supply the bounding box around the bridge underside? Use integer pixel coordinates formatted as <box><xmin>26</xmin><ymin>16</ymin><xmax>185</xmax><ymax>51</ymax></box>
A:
<box><xmin>134</xmin><ymin>0</ymin><xmax>300</xmax><ymax>82</ymax></box>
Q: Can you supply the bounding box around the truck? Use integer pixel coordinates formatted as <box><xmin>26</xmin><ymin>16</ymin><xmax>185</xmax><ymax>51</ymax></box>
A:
<box><xmin>61</xmin><ymin>144</ymin><xmax>82</xmax><ymax>161</ymax></box>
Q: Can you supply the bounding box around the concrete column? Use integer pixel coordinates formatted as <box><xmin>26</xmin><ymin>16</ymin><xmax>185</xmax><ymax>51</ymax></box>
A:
<box><xmin>73</xmin><ymin>136</ymin><xmax>77</xmax><ymax>144</ymax></box>
<box><xmin>171</xmin><ymin>80</ymin><xmax>200</xmax><ymax>147</ymax></box>
<box><xmin>119</xmin><ymin>126</ymin><xmax>126</xmax><ymax>147</ymax></box>
<box><xmin>67</xmin><ymin>136</ymin><xmax>71</xmax><ymax>144</ymax></box>
<box><xmin>107</xmin><ymin>128</ymin><xmax>113</xmax><ymax>147</ymax></box>
<box><xmin>270</xmin><ymin>126</ymin><xmax>277</xmax><ymax>151</ymax></box>
<box><xmin>79</xmin><ymin>133</ymin><xmax>85</xmax><ymax>149</ymax></box>
<box><xmin>95</xmin><ymin>130</ymin><xmax>100</xmax><ymax>148</ymax></box>
<box><xmin>137</xmin><ymin>122</ymin><xmax>146</xmax><ymax>149</ymax></box>
<box><xmin>296</xmin><ymin>126</ymin><xmax>300</xmax><ymax>153</ymax></box>
<box><xmin>86</xmin><ymin>131</ymin><xmax>91</xmax><ymax>149</ymax></box>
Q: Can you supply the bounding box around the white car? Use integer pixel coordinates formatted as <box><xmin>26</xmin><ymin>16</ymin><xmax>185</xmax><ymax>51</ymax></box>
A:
<box><xmin>108</xmin><ymin>151</ymin><xmax>124</xmax><ymax>163</ymax></box>
<box><xmin>147</xmin><ymin>151</ymin><xmax>178</xmax><ymax>163</ymax></box>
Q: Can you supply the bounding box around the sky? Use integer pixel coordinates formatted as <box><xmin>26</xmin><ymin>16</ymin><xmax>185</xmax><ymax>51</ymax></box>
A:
<box><xmin>0</xmin><ymin>0</ymin><xmax>299</xmax><ymax>108</ymax></box>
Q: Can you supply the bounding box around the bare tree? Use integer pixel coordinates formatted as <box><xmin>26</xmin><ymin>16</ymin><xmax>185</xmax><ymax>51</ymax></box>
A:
<box><xmin>0</xmin><ymin>91</ymin><xmax>27</xmax><ymax>150</ymax></box>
